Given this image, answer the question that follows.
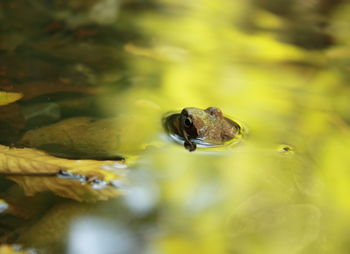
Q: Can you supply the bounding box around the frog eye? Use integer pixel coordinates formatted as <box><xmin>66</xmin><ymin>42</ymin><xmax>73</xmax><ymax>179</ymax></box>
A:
<box><xmin>206</xmin><ymin>107</ymin><xmax>222</xmax><ymax>117</ymax></box>
<box><xmin>184</xmin><ymin>117</ymin><xmax>192</xmax><ymax>128</ymax></box>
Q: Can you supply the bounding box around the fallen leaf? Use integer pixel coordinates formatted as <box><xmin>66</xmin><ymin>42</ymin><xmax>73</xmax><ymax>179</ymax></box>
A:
<box><xmin>0</xmin><ymin>81</ymin><xmax>99</xmax><ymax>100</ymax></box>
<box><xmin>19</xmin><ymin>104</ymin><xmax>161</xmax><ymax>158</ymax></box>
<box><xmin>16</xmin><ymin>201</ymin><xmax>93</xmax><ymax>252</ymax></box>
<box><xmin>0</xmin><ymin>145</ymin><xmax>126</xmax><ymax>202</ymax></box>
<box><xmin>0</xmin><ymin>245</ymin><xmax>33</xmax><ymax>254</ymax></box>
<box><xmin>2</xmin><ymin>188</ymin><xmax>57</xmax><ymax>219</ymax></box>
<box><xmin>28</xmin><ymin>40</ymin><xmax>124</xmax><ymax>72</ymax></box>
<box><xmin>0</xmin><ymin>91</ymin><xmax>23</xmax><ymax>106</ymax></box>
<box><xmin>0</xmin><ymin>103</ymin><xmax>26</xmax><ymax>130</ymax></box>
<box><xmin>19</xmin><ymin>117</ymin><xmax>123</xmax><ymax>159</ymax></box>
<box><xmin>0</xmin><ymin>33</ymin><xmax>24</xmax><ymax>52</ymax></box>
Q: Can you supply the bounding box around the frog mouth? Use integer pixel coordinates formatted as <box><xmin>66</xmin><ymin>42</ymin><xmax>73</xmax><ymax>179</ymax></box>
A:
<box><xmin>178</xmin><ymin>112</ymin><xmax>199</xmax><ymax>152</ymax></box>
<box><xmin>162</xmin><ymin>112</ymin><xmax>198</xmax><ymax>152</ymax></box>
<box><xmin>182</xmin><ymin>130</ymin><xmax>197</xmax><ymax>152</ymax></box>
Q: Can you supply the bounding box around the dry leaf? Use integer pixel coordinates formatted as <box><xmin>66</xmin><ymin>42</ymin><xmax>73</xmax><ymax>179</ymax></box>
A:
<box><xmin>0</xmin><ymin>145</ymin><xmax>126</xmax><ymax>202</ymax></box>
<box><xmin>0</xmin><ymin>91</ymin><xmax>23</xmax><ymax>106</ymax></box>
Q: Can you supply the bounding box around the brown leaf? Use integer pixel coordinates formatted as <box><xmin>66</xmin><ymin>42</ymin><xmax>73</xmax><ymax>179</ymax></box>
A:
<box><xmin>0</xmin><ymin>103</ymin><xmax>26</xmax><ymax>130</ymax></box>
<box><xmin>0</xmin><ymin>145</ymin><xmax>126</xmax><ymax>202</ymax></box>
<box><xmin>1</xmin><ymin>81</ymin><xmax>99</xmax><ymax>100</ymax></box>
<box><xmin>0</xmin><ymin>55</ymin><xmax>60</xmax><ymax>80</ymax></box>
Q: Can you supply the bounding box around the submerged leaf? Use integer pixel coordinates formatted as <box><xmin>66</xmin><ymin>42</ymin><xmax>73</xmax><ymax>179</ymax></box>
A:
<box><xmin>1</xmin><ymin>81</ymin><xmax>98</xmax><ymax>100</ymax></box>
<box><xmin>19</xmin><ymin>111</ymin><xmax>160</xmax><ymax>158</ymax></box>
<box><xmin>0</xmin><ymin>91</ymin><xmax>23</xmax><ymax>106</ymax></box>
<box><xmin>0</xmin><ymin>104</ymin><xmax>26</xmax><ymax>130</ymax></box>
<box><xmin>0</xmin><ymin>145</ymin><xmax>126</xmax><ymax>202</ymax></box>
<box><xmin>19</xmin><ymin>117</ymin><xmax>122</xmax><ymax>159</ymax></box>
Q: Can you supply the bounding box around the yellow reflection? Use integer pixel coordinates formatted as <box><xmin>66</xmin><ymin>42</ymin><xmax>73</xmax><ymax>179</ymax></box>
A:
<box><xmin>96</xmin><ymin>0</ymin><xmax>350</xmax><ymax>253</ymax></box>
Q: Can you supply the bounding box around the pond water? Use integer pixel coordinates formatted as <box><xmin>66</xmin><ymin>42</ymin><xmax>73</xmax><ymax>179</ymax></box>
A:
<box><xmin>1</xmin><ymin>0</ymin><xmax>350</xmax><ymax>253</ymax></box>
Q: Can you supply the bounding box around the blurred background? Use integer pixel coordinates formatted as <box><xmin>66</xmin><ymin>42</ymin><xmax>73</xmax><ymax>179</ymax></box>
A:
<box><xmin>1</xmin><ymin>0</ymin><xmax>350</xmax><ymax>253</ymax></box>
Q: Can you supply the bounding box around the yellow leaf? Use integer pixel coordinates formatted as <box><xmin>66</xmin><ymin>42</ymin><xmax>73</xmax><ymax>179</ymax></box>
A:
<box><xmin>0</xmin><ymin>91</ymin><xmax>23</xmax><ymax>106</ymax></box>
<box><xmin>0</xmin><ymin>245</ymin><xmax>32</xmax><ymax>254</ymax></box>
<box><xmin>0</xmin><ymin>145</ymin><xmax>126</xmax><ymax>202</ymax></box>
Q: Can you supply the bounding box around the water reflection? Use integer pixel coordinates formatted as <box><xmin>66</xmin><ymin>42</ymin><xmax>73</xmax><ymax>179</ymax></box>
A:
<box><xmin>1</xmin><ymin>0</ymin><xmax>350</xmax><ymax>253</ymax></box>
<box><xmin>228</xmin><ymin>195</ymin><xmax>321</xmax><ymax>254</ymax></box>
<box><xmin>67</xmin><ymin>217</ymin><xmax>138</xmax><ymax>254</ymax></box>
<box><xmin>121</xmin><ymin>169</ymin><xmax>159</xmax><ymax>216</ymax></box>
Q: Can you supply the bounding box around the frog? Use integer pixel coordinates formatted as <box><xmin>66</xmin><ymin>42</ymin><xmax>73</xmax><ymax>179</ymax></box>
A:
<box><xmin>163</xmin><ymin>107</ymin><xmax>242</xmax><ymax>151</ymax></box>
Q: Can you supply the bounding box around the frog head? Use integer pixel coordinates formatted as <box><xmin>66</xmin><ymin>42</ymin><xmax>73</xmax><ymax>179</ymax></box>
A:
<box><xmin>177</xmin><ymin>107</ymin><xmax>240</xmax><ymax>151</ymax></box>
